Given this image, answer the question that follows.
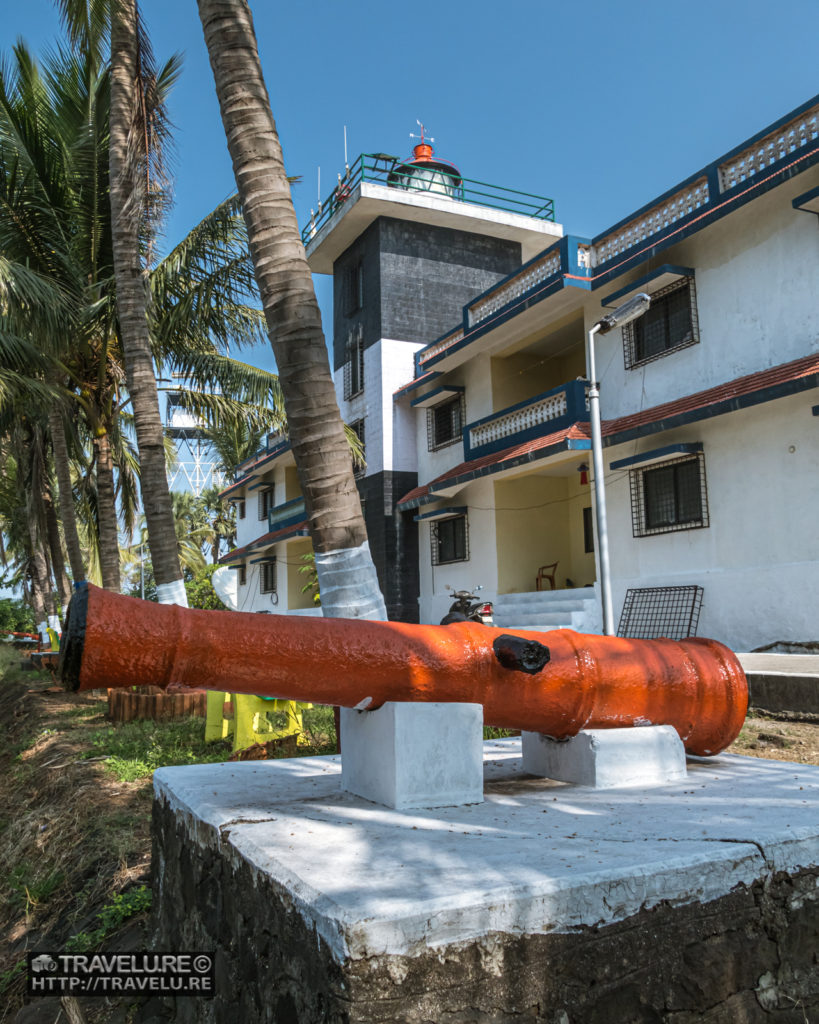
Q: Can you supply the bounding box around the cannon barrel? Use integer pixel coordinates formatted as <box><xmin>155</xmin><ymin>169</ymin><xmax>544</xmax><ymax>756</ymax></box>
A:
<box><xmin>59</xmin><ymin>583</ymin><xmax>747</xmax><ymax>756</ymax></box>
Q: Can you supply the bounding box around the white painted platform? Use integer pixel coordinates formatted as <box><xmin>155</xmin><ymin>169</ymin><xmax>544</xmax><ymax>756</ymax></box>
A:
<box><xmin>154</xmin><ymin>740</ymin><xmax>819</xmax><ymax>963</ymax></box>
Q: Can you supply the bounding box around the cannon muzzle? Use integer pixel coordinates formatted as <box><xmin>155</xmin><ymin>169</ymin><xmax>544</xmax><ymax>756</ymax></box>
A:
<box><xmin>59</xmin><ymin>584</ymin><xmax>747</xmax><ymax>756</ymax></box>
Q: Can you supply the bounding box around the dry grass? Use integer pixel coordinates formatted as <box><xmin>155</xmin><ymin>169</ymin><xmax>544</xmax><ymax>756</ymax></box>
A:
<box><xmin>728</xmin><ymin>711</ymin><xmax>819</xmax><ymax>765</ymax></box>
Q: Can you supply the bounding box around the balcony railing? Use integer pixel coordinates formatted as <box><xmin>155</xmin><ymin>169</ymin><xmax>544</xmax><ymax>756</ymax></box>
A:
<box><xmin>302</xmin><ymin>153</ymin><xmax>555</xmax><ymax>245</ymax></box>
<box><xmin>467</xmin><ymin>246</ymin><xmax>562</xmax><ymax>328</ymax></box>
<box><xmin>268</xmin><ymin>496</ymin><xmax>306</xmax><ymax>533</ymax></box>
<box><xmin>464</xmin><ymin>379</ymin><xmax>589</xmax><ymax>458</ymax></box>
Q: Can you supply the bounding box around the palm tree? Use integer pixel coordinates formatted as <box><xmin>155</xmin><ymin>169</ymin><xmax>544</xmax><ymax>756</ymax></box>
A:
<box><xmin>196</xmin><ymin>0</ymin><xmax>386</xmax><ymax>620</ymax></box>
<box><xmin>0</xmin><ymin>35</ymin><xmax>287</xmax><ymax>605</ymax></box>
<box><xmin>107</xmin><ymin>0</ymin><xmax>188</xmax><ymax>604</ymax></box>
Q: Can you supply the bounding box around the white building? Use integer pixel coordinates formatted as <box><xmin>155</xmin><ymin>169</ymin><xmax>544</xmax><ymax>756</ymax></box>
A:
<box><xmin>221</xmin><ymin>97</ymin><xmax>819</xmax><ymax>651</ymax></box>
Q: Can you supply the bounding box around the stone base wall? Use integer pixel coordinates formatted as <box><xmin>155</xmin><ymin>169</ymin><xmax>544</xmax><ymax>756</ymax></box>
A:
<box><xmin>150</xmin><ymin>798</ymin><xmax>818</xmax><ymax>1024</ymax></box>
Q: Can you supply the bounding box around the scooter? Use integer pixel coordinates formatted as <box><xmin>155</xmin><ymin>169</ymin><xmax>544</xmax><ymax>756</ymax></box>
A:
<box><xmin>440</xmin><ymin>585</ymin><xmax>494</xmax><ymax>626</ymax></box>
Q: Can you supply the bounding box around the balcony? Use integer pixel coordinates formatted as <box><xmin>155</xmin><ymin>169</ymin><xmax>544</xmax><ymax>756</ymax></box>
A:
<box><xmin>464</xmin><ymin>379</ymin><xmax>589</xmax><ymax>458</ymax></box>
<box><xmin>302</xmin><ymin>153</ymin><xmax>555</xmax><ymax>247</ymax></box>
<box><xmin>268</xmin><ymin>496</ymin><xmax>306</xmax><ymax>533</ymax></box>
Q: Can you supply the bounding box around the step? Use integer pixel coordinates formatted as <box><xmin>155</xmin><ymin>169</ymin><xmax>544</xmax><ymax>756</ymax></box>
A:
<box><xmin>494</xmin><ymin>610</ymin><xmax>584</xmax><ymax>628</ymax></box>
<box><xmin>494</xmin><ymin>599</ymin><xmax>588</xmax><ymax>616</ymax></box>
<box><xmin>494</xmin><ymin>588</ymin><xmax>596</xmax><ymax>606</ymax></box>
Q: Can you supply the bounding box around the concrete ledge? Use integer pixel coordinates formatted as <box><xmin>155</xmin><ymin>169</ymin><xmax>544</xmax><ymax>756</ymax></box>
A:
<box><xmin>521</xmin><ymin>725</ymin><xmax>687</xmax><ymax>788</ymax></box>
<box><xmin>340</xmin><ymin>701</ymin><xmax>484</xmax><ymax>809</ymax></box>
<box><xmin>739</xmin><ymin>653</ymin><xmax>819</xmax><ymax>715</ymax></box>
<box><xmin>151</xmin><ymin>744</ymin><xmax>819</xmax><ymax>1022</ymax></box>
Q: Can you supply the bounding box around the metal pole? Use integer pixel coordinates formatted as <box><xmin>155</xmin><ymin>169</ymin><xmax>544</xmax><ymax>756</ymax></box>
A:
<box><xmin>586</xmin><ymin>324</ymin><xmax>615</xmax><ymax>635</ymax></box>
<box><xmin>140</xmin><ymin>543</ymin><xmax>145</xmax><ymax>601</ymax></box>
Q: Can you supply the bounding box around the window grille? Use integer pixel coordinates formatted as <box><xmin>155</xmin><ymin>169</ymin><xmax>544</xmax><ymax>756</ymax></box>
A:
<box><xmin>238</xmin><ymin>563</ymin><xmax>247</xmax><ymax>586</ymax></box>
<box><xmin>343</xmin><ymin>324</ymin><xmax>365</xmax><ymax>400</ymax></box>
<box><xmin>259</xmin><ymin>559</ymin><xmax>277</xmax><ymax>594</ymax></box>
<box><xmin>430</xmin><ymin>514</ymin><xmax>469</xmax><ymax>565</ymax></box>
<box><xmin>350</xmin><ymin>418</ymin><xmax>365</xmax><ymax>478</ymax></box>
<box><xmin>617</xmin><ymin>585</ymin><xmax>704</xmax><ymax>640</ymax></box>
<box><xmin>237</xmin><ymin>499</ymin><xmax>246</xmax><ymax>520</ymax></box>
<box><xmin>257</xmin><ymin>488</ymin><xmax>274</xmax><ymax>521</ymax></box>
<box><xmin>622</xmin><ymin>278</ymin><xmax>699</xmax><ymax>369</ymax></box>
<box><xmin>629</xmin><ymin>453</ymin><xmax>709</xmax><ymax>537</ymax></box>
<box><xmin>427</xmin><ymin>394</ymin><xmax>464</xmax><ymax>451</ymax></box>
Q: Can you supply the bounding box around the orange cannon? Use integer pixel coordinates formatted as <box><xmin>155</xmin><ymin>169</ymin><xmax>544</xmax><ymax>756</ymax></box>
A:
<box><xmin>59</xmin><ymin>583</ymin><xmax>748</xmax><ymax>756</ymax></box>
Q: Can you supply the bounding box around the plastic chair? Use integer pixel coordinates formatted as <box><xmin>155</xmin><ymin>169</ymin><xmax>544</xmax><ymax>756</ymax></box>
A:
<box><xmin>535</xmin><ymin>562</ymin><xmax>558</xmax><ymax>591</ymax></box>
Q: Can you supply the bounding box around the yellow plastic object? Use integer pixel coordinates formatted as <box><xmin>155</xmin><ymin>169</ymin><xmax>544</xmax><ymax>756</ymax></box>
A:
<box><xmin>204</xmin><ymin>691</ymin><xmax>231</xmax><ymax>742</ymax></box>
<box><xmin>47</xmin><ymin>627</ymin><xmax>61</xmax><ymax>651</ymax></box>
<box><xmin>232</xmin><ymin>695</ymin><xmax>311</xmax><ymax>753</ymax></box>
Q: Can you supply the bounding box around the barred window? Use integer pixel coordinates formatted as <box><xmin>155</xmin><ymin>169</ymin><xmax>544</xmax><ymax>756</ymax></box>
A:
<box><xmin>237</xmin><ymin>499</ymin><xmax>246</xmax><ymax>520</ymax></box>
<box><xmin>259</xmin><ymin>559</ymin><xmax>277</xmax><ymax>594</ymax></box>
<box><xmin>427</xmin><ymin>394</ymin><xmax>464</xmax><ymax>451</ymax></box>
<box><xmin>258</xmin><ymin>488</ymin><xmax>274</xmax><ymax>521</ymax></box>
<box><xmin>343</xmin><ymin>324</ymin><xmax>364</xmax><ymax>399</ymax></box>
<box><xmin>431</xmin><ymin>515</ymin><xmax>469</xmax><ymax>565</ymax></box>
<box><xmin>623</xmin><ymin>279</ymin><xmax>699</xmax><ymax>369</ymax></box>
<box><xmin>629</xmin><ymin>453</ymin><xmax>709</xmax><ymax>537</ymax></box>
<box><xmin>238</xmin><ymin>563</ymin><xmax>247</xmax><ymax>586</ymax></box>
<box><xmin>350</xmin><ymin>418</ymin><xmax>365</xmax><ymax>478</ymax></box>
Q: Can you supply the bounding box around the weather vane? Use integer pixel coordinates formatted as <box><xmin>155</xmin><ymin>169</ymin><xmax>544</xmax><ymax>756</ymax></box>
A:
<box><xmin>409</xmin><ymin>120</ymin><xmax>434</xmax><ymax>147</ymax></box>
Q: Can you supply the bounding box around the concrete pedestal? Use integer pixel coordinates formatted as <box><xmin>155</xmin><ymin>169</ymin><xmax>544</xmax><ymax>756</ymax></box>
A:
<box><xmin>521</xmin><ymin>725</ymin><xmax>687</xmax><ymax>788</ymax></box>
<box><xmin>151</xmin><ymin>742</ymin><xmax>819</xmax><ymax>1023</ymax></box>
<box><xmin>340</xmin><ymin>701</ymin><xmax>483</xmax><ymax>809</ymax></box>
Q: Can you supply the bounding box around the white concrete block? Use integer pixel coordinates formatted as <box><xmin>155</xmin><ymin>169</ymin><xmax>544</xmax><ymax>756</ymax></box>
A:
<box><xmin>340</xmin><ymin>701</ymin><xmax>484</xmax><ymax>809</ymax></box>
<box><xmin>521</xmin><ymin>725</ymin><xmax>687</xmax><ymax>788</ymax></box>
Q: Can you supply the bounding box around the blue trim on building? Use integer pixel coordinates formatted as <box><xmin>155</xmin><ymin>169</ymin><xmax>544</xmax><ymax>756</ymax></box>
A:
<box><xmin>268</xmin><ymin>497</ymin><xmax>307</xmax><ymax>533</ymax></box>
<box><xmin>463</xmin><ymin>380</ymin><xmax>589</xmax><ymax>458</ymax></box>
<box><xmin>605</xmin><ymin>375</ymin><xmax>819</xmax><ymax>448</ymax></box>
<box><xmin>410</xmin><ymin>384</ymin><xmax>464</xmax><ymax>408</ymax></box>
<box><xmin>609</xmin><ymin>442</ymin><xmax>703</xmax><ymax>471</ymax></box>
<box><xmin>601</xmin><ymin>266</ymin><xmax>694</xmax><ymax>308</ymax></box>
<box><xmin>418</xmin><ymin>436</ymin><xmax>591</xmax><ymax>504</ymax></box>
<box><xmin>793</xmin><ymin>184</ymin><xmax>819</xmax><ymax>212</ymax></box>
<box><xmin>394</xmin><ymin>371</ymin><xmax>442</xmax><ymax>400</ymax></box>
<box><xmin>413</xmin><ymin>506</ymin><xmax>467</xmax><ymax>522</ymax></box>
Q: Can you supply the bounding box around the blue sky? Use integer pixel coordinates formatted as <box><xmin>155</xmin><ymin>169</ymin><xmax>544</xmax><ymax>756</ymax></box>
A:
<box><xmin>5</xmin><ymin>0</ymin><xmax>819</xmax><ymax>376</ymax></box>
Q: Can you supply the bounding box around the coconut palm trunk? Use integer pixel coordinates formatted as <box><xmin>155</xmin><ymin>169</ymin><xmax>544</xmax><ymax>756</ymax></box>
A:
<box><xmin>48</xmin><ymin>404</ymin><xmax>86</xmax><ymax>586</ymax></box>
<box><xmin>93</xmin><ymin>430</ymin><xmax>123</xmax><ymax>592</ymax></box>
<box><xmin>43</xmin><ymin>484</ymin><xmax>72</xmax><ymax>611</ymax></box>
<box><xmin>196</xmin><ymin>0</ymin><xmax>385</xmax><ymax>620</ymax></box>
<box><xmin>109</xmin><ymin>0</ymin><xmax>187</xmax><ymax>606</ymax></box>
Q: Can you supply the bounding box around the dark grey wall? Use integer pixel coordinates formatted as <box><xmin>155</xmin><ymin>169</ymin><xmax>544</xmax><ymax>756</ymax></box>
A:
<box><xmin>333</xmin><ymin>217</ymin><xmax>521</xmax><ymax>370</ymax></box>
<box><xmin>357</xmin><ymin>470</ymin><xmax>419</xmax><ymax>623</ymax></box>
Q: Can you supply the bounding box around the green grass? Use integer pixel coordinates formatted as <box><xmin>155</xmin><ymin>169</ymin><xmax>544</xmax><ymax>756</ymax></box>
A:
<box><xmin>82</xmin><ymin>716</ymin><xmax>233</xmax><ymax>781</ymax></box>
<box><xmin>65</xmin><ymin>885</ymin><xmax>152</xmax><ymax>953</ymax></box>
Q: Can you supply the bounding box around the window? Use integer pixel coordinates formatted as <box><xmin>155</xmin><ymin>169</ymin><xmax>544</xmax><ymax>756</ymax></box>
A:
<box><xmin>238</xmin><ymin>563</ymin><xmax>247</xmax><ymax>586</ymax></box>
<box><xmin>629</xmin><ymin>453</ymin><xmax>709</xmax><ymax>537</ymax></box>
<box><xmin>583</xmin><ymin>506</ymin><xmax>594</xmax><ymax>554</ymax></box>
<box><xmin>427</xmin><ymin>394</ymin><xmax>464</xmax><ymax>451</ymax></box>
<box><xmin>431</xmin><ymin>515</ymin><xmax>468</xmax><ymax>565</ymax></box>
<box><xmin>343</xmin><ymin>324</ymin><xmax>364</xmax><ymax>399</ymax></box>
<box><xmin>237</xmin><ymin>499</ymin><xmax>246</xmax><ymax>520</ymax></box>
<box><xmin>258</xmin><ymin>488</ymin><xmax>274</xmax><ymax>521</ymax></box>
<box><xmin>622</xmin><ymin>279</ymin><xmax>699</xmax><ymax>369</ymax></box>
<box><xmin>345</xmin><ymin>260</ymin><xmax>364</xmax><ymax>316</ymax></box>
<box><xmin>259</xmin><ymin>559</ymin><xmax>277</xmax><ymax>594</ymax></box>
<box><xmin>350</xmin><ymin>418</ymin><xmax>365</xmax><ymax>478</ymax></box>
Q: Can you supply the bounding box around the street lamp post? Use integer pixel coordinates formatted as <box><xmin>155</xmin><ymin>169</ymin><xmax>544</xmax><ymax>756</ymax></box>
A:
<box><xmin>586</xmin><ymin>293</ymin><xmax>651</xmax><ymax>635</ymax></box>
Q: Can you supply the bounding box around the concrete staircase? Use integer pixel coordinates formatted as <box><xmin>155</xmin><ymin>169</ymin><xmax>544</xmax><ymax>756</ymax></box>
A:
<box><xmin>493</xmin><ymin>588</ymin><xmax>601</xmax><ymax>634</ymax></box>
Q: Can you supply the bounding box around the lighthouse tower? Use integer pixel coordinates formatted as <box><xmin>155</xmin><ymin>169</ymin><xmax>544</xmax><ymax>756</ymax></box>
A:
<box><xmin>304</xmin><ymin>130</ymin><xmax>562</xmax><ymax>620</ymax></box>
